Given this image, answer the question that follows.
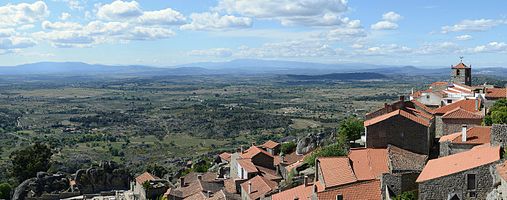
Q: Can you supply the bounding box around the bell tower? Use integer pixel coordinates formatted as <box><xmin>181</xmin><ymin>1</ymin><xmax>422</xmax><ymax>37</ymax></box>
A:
<box><xmin>450</xmin><ymin>57</ymin><xmax>471</xmax><ymax>86</ymax></box>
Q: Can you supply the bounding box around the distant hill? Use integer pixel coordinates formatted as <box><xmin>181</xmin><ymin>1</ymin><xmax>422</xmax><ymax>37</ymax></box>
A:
<box><xmin>286</xmin><ymin>72</ymin><xmax>388</xmax><ymax>80</ymax></box>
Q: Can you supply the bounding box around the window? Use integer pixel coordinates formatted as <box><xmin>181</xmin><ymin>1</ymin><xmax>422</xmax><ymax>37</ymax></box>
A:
<box><xmin>467</xmin><ymin>174</ymin><xmax>476</xmax><ymax>190</ymax></box>
<box><xmin>447</xmin><ymin>99</ymin><xmax>452</xmax><ymax>104</ymax></box>
<box><xmin>456</xmin><ymin>70</ymin><xmax>460</xmax><ymax>76</ymax></box>
<box><xmin>336</xmin><ymin>195</ymin><xmax>343</xmax><ymax>200</ymax></box>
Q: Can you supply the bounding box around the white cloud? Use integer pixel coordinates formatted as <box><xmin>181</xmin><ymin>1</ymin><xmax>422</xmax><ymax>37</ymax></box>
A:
<box><xmin>441</xmin><ymin>19</ymin><xmax>505</xmax><ymax>33</ymax></box>
<box><xmin>0</xmin><ymin>37</ymin><xmax>36</xmax><ymax>49</ymax></box>
<box><xmin>181</xmin><ymin>12</ymin><xmax>252</xmax><ymax>31</ymax></box>
<box><xmin>382</xmin><ymin>11</ymin><xmax>402</xmax><ymax>22</ymax></box>
<box><xmin>371</xmin><ymin>11</ymin><xmax>402</xmax><ymax>30</ymax></box>
<box><xmin>188</xmin><ymin>48</ymin><xmax>233</xmax><ymax>57</ymax></box>
<box><xmin>324</xmin><ymin>19</ymin><xmax>366</xmax><ymax>41</ymax></box>
<box><xmin>0</xmin><ymin>29</ymin><xmax>15</xmax><ymax>38</ymax></box>
<box><xmin>415</xmin><ymin>42</ymin><xmax>458</xmax><ymax>55</ymax></box>
<box><xmin>0</xmin><ymin>1</ymin><xmax>49</xmax><ymax>28</ymax></box>
<box><xmin>463</xmin><ymin>42</ymin><xmax>507</xmax><ymax>53</ymax></box>
<box><xmin>239</xmin><ymin>40</ymin><xmax>337</xmax><ymax>58</ymax></box>
<box><xmin>97</xmin><ymin>0</ymin><xmax>143</xmax><ymax>21</ymax></box>
<box><xmin>127</xmin><ymin>27</ymin><xmax>175</xmax><ymax>40</ymax></box>
<box><xmin>60</xmin><ymin>12</ymin><xmax>71</xmax><ymax>21</ymax></box>
<box><xmin>138</xmin><ymin>8</ymin><xmax>186</xmax><ymax>25</ymax></box>
<box><xmin>356</xmin><ymin>44</ymin><xmax>412</xmax><ymax>56</ymax></box>
<box><xmin>42</xmin><ymin>21</ymin><xmax>82</xmax><ymax>30</ymax></box>
<box><xmin>216</xmin><ymin>0</ymin><xmax>351</xmax><ymax>26</ymax></box>
<box><xmin>371</xmin><ymin>21</ymin><xmax>398</xmax><ymax>30</ymax></box>
<box><xmin>456</xmin><ymin>34</ymin><xmax>472</xmax><ymax>41</ymax></box>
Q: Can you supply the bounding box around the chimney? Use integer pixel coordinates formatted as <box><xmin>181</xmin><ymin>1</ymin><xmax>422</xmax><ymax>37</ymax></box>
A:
<box><xmin>180</xmin><ymin>177</ymin><xmax>185</xmax><ymax>187</ymax></box>
<box><xmin>207</xmin><ymin>191</ymin><xmax>211</xmax><ymax>198</ymax></box>
<box><xmin>303</xmin><ymin>175</ymin><xmax>308</xmax><ymax>186</ymax></box>
<box><xmin>475</xmin><ymin>98</ymin><xmax>479</xmax><ymax>111</ymax></box>
<box><xmin>399</xmin><ymin>95</ymin><xmax>405</xmax><ymax>102</ymax></box>
<box><xmin>197</xmin><ymin>175</ymin><xmax>202</xmax><ymax>181</ymax></box>
<box><xmin>240</xmin><ymin>145</ymin><xmax>244</xmax><ymax>153</ymax></box>
<box><xmin>248</xmin><ymin>181</ymin><xmax>252</xmax><ymax>194</ymax></box>
<box><xmin>281</xmin><ymin>155</ymin><xmax>285</xmax><ymax>163</ymax></box>
<box><xmin>462</xmin><ymin>124</ymin><xmax>468</xmax><ymax>142</ymax></box>
<box><xmin>294</xmin><ymin>197</ymin><xmax>299</xmax><ymax>200</ymax></box>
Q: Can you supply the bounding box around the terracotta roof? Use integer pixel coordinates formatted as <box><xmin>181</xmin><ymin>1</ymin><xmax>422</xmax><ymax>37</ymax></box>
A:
<box><xmin>240</xmin><ymin>175</ymin><xmax>277</xmax><ymax>200</ymax></box>
<box><xmin>442</xmin><ymin>107</ymin><xmax>483</xmax><ymax>119</ymax></box>
<box><xmin>433</xmin><ymin>99</ymin><xmax>481</xmax><ymax>114</ymax></box>
<box><xmin>223</xmin><ymin>179</ymin><xmax>236</xmax><ymax>194</ymax></box>
<box><xmin>183</xmin><ymin>172</ymin><xmax>218</xmax><ymax>184</ymax></box>
<box><xmin>411</xmin><ymin>100</ymin><xmax>434</xmax><ymax>114</ymax></box>
<box><xmin>237</xmin><ymin>159</ymin><xmax>259</xmax><ymax>173</ymax></box>
<box><xmin>318</xmin><ymin>157</ymin><xmax>357</xmax><ymax>188</ymax></box>
<box><xmin>219</xmin><ymin>152</ymin><xmax>231</xmax><ymax>162</ymax></box>
<box><xmin>452</xmin><ymin>62</ymin><xmax>470</xmax><ymax>69</ymax></box>
<box><xmin>262</xmin><ymin>140</ymin><xmax>280</xmax><ymax>149</ymax></box>
<box><xmin>348</xmin><ymin>148</ymin><xmax>389</xmax><ymax>180</ymax></box>
<box><xmin>316</xmin><ymin>180</ymin><xmax>381</xmax><ymax>200</ymax></box>
<box><xmin>241</xmin><ymin>145</ymin><xmax>273</xmax><ymax>159</ymax></box>
<box><xmin>416</xmin><ymin>144</ymin><xmax>500</xmax><ymax>182</ymax></box>
<box><xmin>439</xmin><ymin>126</ymin><xmax>491</xmax><ymax>145</ymax></box>
<box><xmin>486</xmin><ymin>88</ymin><xmax>507</xmax><ymax>99</ymax></box>
<box><xmin>271</xmin><ymin>183</ymin><xmax>313</xmax><ymax>200</ymax></box>
<box><xmin>257</xmin><ymin>165</ymin><xmax>282</xmax><ymax>181</ymax></box>
<box><xmin>208</xmin><ymin>190</ymin><xmax>227</xmax><ymax>200</ymax></box>
<box><xmin>275</xmin><ymin>150</ymin><xmax>308</xmax><ymax>166</ymax></box>
<box><xmin>135</xmin><ymin>172</ymin><xmax>159</xmax><ymax>184</ymax></box>
<box><xmin>364</xmin><ymin>109</ymin><xmax>430</xmax><ymax>127</ymax></box>
<box><xmin>496</xmin><ymin>160</ymin><xmax>507</xmax><ymax>181</ymax></box>
<box><xmin>387</xmin><ymin>145</ymin><xmax>428</xmax><ymax>172</ymax></box>
<box><xmin>431</xmin><ymin>81</ymin><xmax>449</xmax><ymax>86</ymax></box>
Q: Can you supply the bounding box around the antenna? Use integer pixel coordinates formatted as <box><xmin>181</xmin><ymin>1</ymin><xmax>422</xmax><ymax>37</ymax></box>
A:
<box><xmin>459</xmin><ymin>56</ymin><xmax>464</xmax><ymax>63</ymax></box>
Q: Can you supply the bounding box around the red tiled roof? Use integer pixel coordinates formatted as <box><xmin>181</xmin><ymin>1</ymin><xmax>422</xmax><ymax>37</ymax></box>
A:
<box><xmin>262</xmin><ymin>140</ymin><xmax>280</xmax><ymax>149</ymax></box>
<box><xmin>316</xmin><ymin>180</ymin><xmax>381</xmax><ymax>200</ymax></box>
<box><xmin>135</xmin><ymin>172</ymin><xmax>158</xmax><ymax>184</ymax></box>
<box><xmin>241</xmin><ymin>145</ymin><xmax>273</xmax><ymax>159</ymax></box>
<box><xmin>431</xmin><ymin>81</ymin><xmax>449</xmax><ymax>87</ymax></box>
<box><xmin>223</xmin><ymin>179</ymin><xmax>237</xmax><ymax>194</ymax></box>
<box><xmin>257</xmin><ymin>165</ymin><xmax>282</xmax><ymax>181</ymax></box>
<box><xmin>416</xmin><ymin>144</ymin><xmax>500</xmax><ymax>182</ymax></box>
<box><xmin>237</xmin><ymin>159</ymin><xmax>258</xmax><ymax>173</ymax></box>
<box><xmin>486</xmin><ymin>88</ymin><xmax>507</xmax><ymax>99</ymax></box>
<box><xmin>442</xmin><ymin>107</ymin><xmax>483</xmax><ymax>119</ymax></box>
<box><xmin>271</xmin><ymin>183</ymin><xmax>313</xmax><ymax>200</ymax></box>
<box><xmin>411</xmin><ymin>100</ymin><xmax>434</xmax><ymax>114</ymax></box>
<box><xmin>348</xmin><ymin>148</ymin><xmax>389</xmax><ymax>180</ymax></box>
<box><xmin>388</xmin><ymin>145</ymin><xmax>428</xmax><ymax>172</ymax></box>
<box><xmin>364</xmin><ymin>109</ymin><xmax>430</xmax><ymax>127</ymax></box>
<box><xmin>439</xmin><ymin>126</ymin><xmax>491</xmax><ymax>145</ymax></box>
<box><xmin>318</xmin><ymin>157</ymin><xmax>357</xmax><ymax>188</ymax></box>
<box><xmin>433</xmin><ymin>99</ymin><xmax>481</xmax><ymax>115</ymax></box>
<box><xmin>452</xmin><ymin>62</ymin><xmax>470</xmax><ymax>69</ymax></box>
<box><xmin>496</xmin><ymin>160</ymin><xmax>507</xmax><ymax>181</ymax></box>
<box><xmin>219</xmin><ymin>152</ymin><xmax>231</xmax><ymax>162</ymax></box>
<box><xmin>240</xmin><ymin>175</ymin><xmax>277</xmax><ymax>200</ymax></box>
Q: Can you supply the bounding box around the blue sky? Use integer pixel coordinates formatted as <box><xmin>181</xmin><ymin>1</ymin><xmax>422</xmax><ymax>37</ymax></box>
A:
<box><xmin>1</xmin><ymin>0</ymin><xmax>507</xmax><ymax>67</ymax></box>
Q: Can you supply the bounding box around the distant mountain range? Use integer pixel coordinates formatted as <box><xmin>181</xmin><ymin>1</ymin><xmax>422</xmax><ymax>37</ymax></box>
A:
<box><xmin>1</xmin><ymin>59</ymin><xmax>507</xmax><ymax>77</ymax></box>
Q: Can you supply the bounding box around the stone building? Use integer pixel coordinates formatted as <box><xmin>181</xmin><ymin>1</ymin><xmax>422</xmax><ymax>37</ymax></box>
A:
<box><xmin>260</xmin><ymin>140</ymin><xmax>280</xmax><ymax>156</ymax></box>
<box><xmin>439</xmin><ymin>126</ymin><xmax>491</xmax><ymax>157</ymax></box>
<box><xmin>451</xmin><ymin>61</ymin><xmax>472</xmax><ymax>86</ymax></box>
<box><xmin>432</xmin><ymin>98</ymin><xmax>483</xmax><ymax>137</ymax></box>
<box><xmin>416</xmin><ymin>144</ymin><xmax>500</xmax><ymax>200</ymax></box>
<box><xmin>134</xmin><ymin>172</ymin><xmax>169</xmax><ymax>200</ymax></box>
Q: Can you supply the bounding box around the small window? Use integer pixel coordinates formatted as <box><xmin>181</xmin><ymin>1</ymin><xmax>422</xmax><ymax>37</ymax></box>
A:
<box><xmin>336</xmin><ymin>195</ymin><xmax>343</xmax><ymax>200</ymax></box>
<box><xmin>467</xmin><ymin>174</ymin><xmax>476</xmax><ymax>190</ymax></box>
<box><xmin>447</xmin><ymin>99</ymin><xmax>452</xmax><ymax>104</ymax></box>
<box><xmin>456</xmin><ymin>70</ymin><xmax>460</xmax><ymax>76</ymax></box>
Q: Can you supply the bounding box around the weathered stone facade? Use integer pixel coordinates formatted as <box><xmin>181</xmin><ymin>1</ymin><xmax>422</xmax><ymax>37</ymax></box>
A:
<box><xmin>435</xmin><ymin>115</ymin><xmax>444</xmax><ymax>138</ymax></box>
<box><xmin>418</xmin><ymin>162</ymin><xmax>500</xmax><ymax>200</ymax></box>
<box><xmin>230</xmin><ymin>153</ymin><xmax>241</xmax><ymax>179</ymax></box>
<box><xmin>439</xmin><ymin>141</ymin><xmax>477</xmax><ymax>157</ymax></box>
<box><xmin>381</xmin><ymin>172</ymin><xmax>420</xmax><ymax>199</ymax></box>
<box><xmin>442</xmin><ymin>118</ymin><xmax>482</xmax><ymax>136</ymax></box>
<box><xmin>366</xmin><ymin>115</ymin><xmax>433</xmax><ymax>155</ymax></box>
<box><xmin>491</xmin><ymin>124</ymin><xmax>507</xmax><ymax>148</ymax></box>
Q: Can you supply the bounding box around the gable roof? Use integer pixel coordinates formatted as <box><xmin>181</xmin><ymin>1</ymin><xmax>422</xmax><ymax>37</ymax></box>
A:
<box><xmin>240</xmin><ymin>145</ymin><xmax>273</xmax><ymax>159</ymax></box>
<box><xmin>364</xmin><ymin>109</ymin><xmax>430</xmax><ymax>127</ymax></box>
<box><xmin>411</xmin><ymin>100</ymin><xmax>434</xmax><ymax>114</ymax></box>
<box><xmin>452</xmin><ymin>62</ymin><xmax>470</xmax><ymax>69</ymax></box>
<box><xmin>439</xmin><ymin>126</ymin><xmax>491</xmax><ymax>145</ymax></box>
<box><xmin>387</xmin><ymin>145</ymin><xmax>428</xmax><ymax>172</ymax></box>
<box><xmin>316</xmin><ymin>180</ymin><xmax>381</xmax><ymax>200</ymax></box>
<box><xmin>416</xmin><ymin>144</ymin><xmax>500</xmax><ymax>182</ymax></box>
<box><xmin>262</xmin><ymin>140</ymin><xmax>280</xmax><ymax>149</ymax></box>
<box><xmin>240</xmin><ymin>175</ymin><xmax>277</xmax><ymax>200</ymax></box>
<box><xmin>348</xmin><ymin>148</ymin><xmax>389</xmax><ymax>180</ymax></box>
<box><xmin>219</xmin><ymin>152</ymin><xmax>231</xmax><ymax>162</ymax></box>
<box><xmin>486</xmin><ymin>88</ymin><xmax>507</xmax><ymax>99</ymax></box>
<box><xmin>237</xmin><ymin>159</ymin><xmax>259</xmax><ymax>173</ymax></box>
<box><xmin>318</xmin><ymin>157</ymin><xmax>357</xmax><ymax>188</ymax></box>
<box><xmin>433</xmin><ymin>99</ymin><xmax>481</xmax><ymax>115</ymax></box>
<box><xmin>271</xmin><ymin>183</ymin><xmax>313</xmax><ymax>200</ymax></box>
<box><xmin>442</xmin><ymin>107</ymin><xmax>483</xmax><ymax>119</ymax></box>
<box><xmin>135</xmin><ymin>172</ymin><xmax>158</xmax><ymax>184</ymax></box>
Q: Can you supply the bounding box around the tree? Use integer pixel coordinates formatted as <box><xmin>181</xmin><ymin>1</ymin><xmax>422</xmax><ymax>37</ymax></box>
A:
<box><xmin>0</xmin><ymin>183</ymin><xmax>11</xmax><ymax>200</ymax></box>
<box><xmin>280</xmin><ymin>142</ymin><xmax>297</xmax><ymax>154</ymax></box>
<box><xmin>393</xmin><ymin>191</ymin><xmax>418</xmax><ymax>200</ymax></box>
<box><xmin>146</xmin><ymin>164</ymin><xmax>168</xmax><ymax>178</ymax></box>
<box><xmin>303</xmin><ymin>143</ymin><xmax>347</xmax><ymax>166</ymax></box>
<box><xmin>338</xmin><ymin>117</ymin><xmax>364</xmax><ymax>142</ymax></box>
<box><xmin>9</xmin><ymin>143</ymin><xmax>53</xmax><ymax>182</ymax></box>
<box><xmin>484</xmin><ymin>99</ymin><xmax>507</xmax><ymax>125</ymax></box>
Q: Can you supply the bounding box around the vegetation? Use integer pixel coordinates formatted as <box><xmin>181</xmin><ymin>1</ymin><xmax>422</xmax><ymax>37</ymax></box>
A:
<box><xmin>484</xmin><ymin>99</ymin><xmax>507</xmax><ymax>125</ymax></box>
<box><xmin>146</xmin><ymin>164</ymin><xmax>168</xmax><ymax>178</ymax></box>
<box><xmin>0</xmin><ymin>183</ymin><xmax>11</xmax><ymax>200</ymax></box>
<box><xmin>280</xmin><ymin>142</ymin><xmax>297</xmax><ymax>154</ymax></box>
<box><xmin>338</xmin><ymin>117</ymin><xmax>364</xmax><ymax>142</ymax></box>
<box><xmin>9</xmin><ymin>143</ymin><xmax>52</xmax><ymax>182</ymax></box>
<box><xmin>393</xmin><ymin>191</ymin><xmax>418</xmax><ymax>200</ymax></box>
<box><xmin>303</xmin><ymin>143</ymin><xmax>347</xmax><ymax>166</ymax></box>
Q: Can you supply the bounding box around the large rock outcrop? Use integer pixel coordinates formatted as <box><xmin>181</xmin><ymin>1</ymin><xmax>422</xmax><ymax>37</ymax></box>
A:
<box><xmin>12</xmin><ymin>172</ymin><xmax>70</xmax><ymax>200</ymax></box>
<box><xmin>296</xmin><ymin>132</ymin><xmax>327</xmax><ymax>155</ymax></box>
<box><xmin>74</xmin><ymin>161</ymin><xmax>130</xmax><ymax>194</ymax></box>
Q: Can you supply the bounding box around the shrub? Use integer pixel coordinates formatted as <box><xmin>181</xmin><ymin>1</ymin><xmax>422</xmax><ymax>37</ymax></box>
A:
<box><xmin>280</xmin><ymin>142</ymin><xmax>297</xmax><ymax>154</ymax></box>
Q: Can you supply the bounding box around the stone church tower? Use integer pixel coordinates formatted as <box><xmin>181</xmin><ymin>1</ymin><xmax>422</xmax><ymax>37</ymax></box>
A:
<box><xmin>450</xmin><ymin>59</ymin><xmax>471</xmax><ymax>86</ymax></box>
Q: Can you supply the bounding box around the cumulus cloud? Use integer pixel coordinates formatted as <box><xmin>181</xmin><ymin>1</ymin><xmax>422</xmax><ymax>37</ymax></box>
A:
<box><xmin>456</xmin><ymin>34</ymin><xmax>472</xmax><ymax>41</ymax></box>
<box><xmin>181</xmin><ymin>12</ymin><xmax>252</xmax><ymax>31</ymax></box>
<box><xmin>188</xmin><ymin>48</ymin><xmax>233</xmax><ymax>57</ymax></box>
<box><xmin>371</xmin><ymin>11</ymin><xmax>402</xmax><ymax>30</ymax></box>
<box><xmin>60</xmin><ymin>12</ymin><xmax>71</xmax><ymax>21</ymax></box>
<box><xmin>138</xmin><ymin>8</ymin><xmax>186</xmax><ymax>25</ymax></box>
<box><xmin>0</xmin><ymin>29</ymin><xmax>15</xmax><ymax>38</ymax></box>
<box><xmin>463</xmin><ymin>42</ymin><xmax>507</xmax><ymax>53</ymax></box>
<box><xmin>324</xmin><ymin>20</ymin><xmax>366</xmax><ymax>41</ymax></box>
<box><xmin>415</xmin><ymin>42</ymin><xmax>458</xmax><ymax>55</ymax></box>
<box><xmin>97</xmin><ymin>0</ymin><xmax>143</xmax><ymax>21</ymax></box>
<box><xmin>216</xmin><ymin>0</ymin><xmax>351</xmax><ymax>26</ymax></box>
<box><xmin>42</xmin><ymin>21</ymin><xmax>82</xmax><ymax>30</ymax></box>
<box><xmin>0</xmin><ymin>1</ymin><xmax>49</xmax><ymax>28</ymax></box>
<box><xmin>0</xmin><ymin>37</ymin><xmax>36</xmax><ymax>49</ymax></box>
<box><xmin>355</xmin><ymin>44</ymin><xmax>412</xmax><ymax>56</ymax></box>
<box><xmin>127</xmin><ymin>27</ymin><xmax>175</xmax><ymax>40</ymax></box>
<box><xmin>441</xmin><ymin>19</ymin><xmax>505</xmax><ymax>33</ymax></box>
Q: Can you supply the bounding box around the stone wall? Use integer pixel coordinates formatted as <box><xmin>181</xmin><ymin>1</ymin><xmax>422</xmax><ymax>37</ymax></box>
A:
<box><xmin>491</xmin><ymin>124</ymin><xmax>507</xmax><ymax>147</ymax></box>
<box><xmin>439</xmin><ymin>142</ymin><xmax>476</xmax><ymax>157</ymax></box>
<box><xmin>381</xmin><ymin>172</ymin><xmax>420</xmax><ymax>199</ymax></box>
<box><xmin>442</xmin><ymin>119</ymin><xmax>482</xmax><ymax>136</ymax></box>
<box><xmin>418</xmin><ymin>162</ymin><xmax>499</xmax><ymax>200</ymax></box>
<box><xmin>230</xmin><ymin>153</ymin><xmax>240</xmax><ymax>179</ymax></box>
<box><xmin>366</xmin><ymin>115</ymin><xmax>431</xmax><ymax>155</ymax></box>
<box><xmin>435</xmin><ymin>115</ymin><xmax>444</xmax><ymax>138</ymax></box>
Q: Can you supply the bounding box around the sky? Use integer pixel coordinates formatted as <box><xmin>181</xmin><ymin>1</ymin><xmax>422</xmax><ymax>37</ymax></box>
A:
<box><xmin>2</xmin><ymin>0</ymin><xmax>507</xmax><ymax>67</ymax></box>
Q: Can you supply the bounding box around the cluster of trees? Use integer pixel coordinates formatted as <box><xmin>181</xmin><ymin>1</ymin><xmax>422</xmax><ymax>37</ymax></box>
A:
<box><xmin>484</xmin><ymin>99</ymin><xmax>507</xmax><ymax>125</ymax></box>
